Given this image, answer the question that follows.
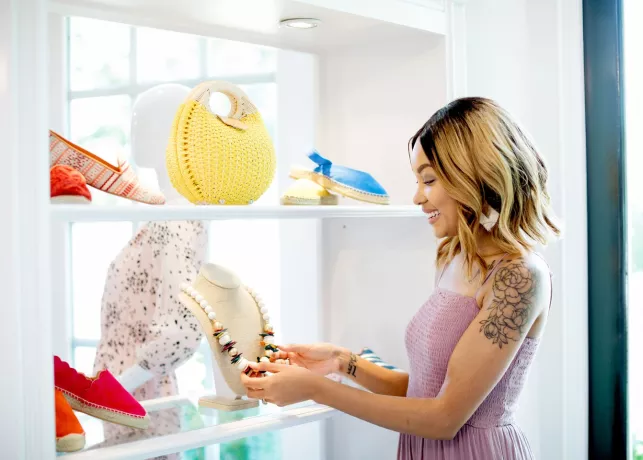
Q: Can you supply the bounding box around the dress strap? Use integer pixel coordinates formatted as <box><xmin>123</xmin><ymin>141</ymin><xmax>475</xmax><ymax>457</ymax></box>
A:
<box><xmin>474</xmin><ymin>253</ymin><xmax>510</xmax><ymax>298</ymax></box>
<box><xmin>435</xmin><ymin>261</ymin><xmax>449</xmax><ymax>288</ymax></box>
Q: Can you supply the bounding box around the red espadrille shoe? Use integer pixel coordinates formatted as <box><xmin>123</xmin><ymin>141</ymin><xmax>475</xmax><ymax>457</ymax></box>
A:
<box><xmin>49</xmin><ymin>130</ymin><xmax>165</xmax><ymax>205</ymax></box>
<box><xmin>54</xmin><ymin>356</ymin><xmax>150</xmax><ymax>429</ymax></box>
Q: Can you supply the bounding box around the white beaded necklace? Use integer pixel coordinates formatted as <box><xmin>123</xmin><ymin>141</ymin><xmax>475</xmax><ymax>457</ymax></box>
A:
<box><xmin>180</xmin><ymin>283</ymin><xmax>279</xmax><ymax>375</ymax></box>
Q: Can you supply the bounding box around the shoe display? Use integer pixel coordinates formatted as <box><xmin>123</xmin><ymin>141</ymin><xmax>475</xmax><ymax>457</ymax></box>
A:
<box><xmin>55</xmin><ymin>388</ymin><xmax>86</xmax><ymax>452</ymax></box>
<box><xmin>280</xmin><ymin>178</ymin><xmax>338</xmax><ymax>206</ymax></box>
<box><xmin>54</xmin><ymin>356</ymin><xmax>150</xmax><ymax>429</ymax></box>
<box><xmin>289</xmin><ymin>151</ymin><xmax>389</xmax><ymax>205</ymax></box>
<box><xmin>50</xmin><ymin>165</ymin><xmax>92</xmax><ymax>204</ymax></box>
<box><xmin>49</xmin><ymin>130</ymin><xmax>165</xmax><ymax>205</ymax></box>
<box><xmin>358</xmin><ymin>347</ymin><xmax>404</xmax><ymax>372</ymax></box>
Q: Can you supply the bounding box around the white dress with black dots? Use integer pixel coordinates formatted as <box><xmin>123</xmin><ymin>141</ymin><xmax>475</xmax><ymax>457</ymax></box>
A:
<box><xmin>93</xmin><ymin>220</ymin><xmax>208</xmax><ymax>455</ymax></box>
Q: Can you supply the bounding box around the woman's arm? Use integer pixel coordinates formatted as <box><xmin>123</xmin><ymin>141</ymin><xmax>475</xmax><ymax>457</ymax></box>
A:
<box><xmin>247</xmin><ymin>257</ymin><xmax>549</xmax><ymax>440</ymax></box>
<box><xmin>336</xmin><ymin>350</ymin><xmax>409</xmax><ymax>397</ymax></box>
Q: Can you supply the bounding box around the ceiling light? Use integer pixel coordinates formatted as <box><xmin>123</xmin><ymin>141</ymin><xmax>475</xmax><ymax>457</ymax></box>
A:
<box><xmin>279</xmin><ymin>18</ymin><xmax>320</xmax><ymax>29</ymax></box>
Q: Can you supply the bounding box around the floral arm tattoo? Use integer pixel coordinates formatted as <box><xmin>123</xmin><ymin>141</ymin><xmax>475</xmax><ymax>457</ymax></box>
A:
<box><xmin>479</xmin><ymin>260</ymin><xmax>537</xmax><ymax>348</ymax></box>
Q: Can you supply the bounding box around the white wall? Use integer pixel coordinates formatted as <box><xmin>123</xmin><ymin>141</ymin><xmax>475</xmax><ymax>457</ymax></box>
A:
<box><xmin>323</xmin><ymin>217</ymin><xmax>436</xmax><ymax>460</ymax></box>
<box><xmin>317</xmin><ymin>35</ymin><xmax>447</xmax><ymax>205</ymax></box>
<box><xmin>464</xmin><ymin>0</ymin><xmax>588</xmax><ymax>459</ymax></box>
<box><xmin>318</xmin><ymin>34</ymin><xmax>447</xmax><ymax>459</ymax></box>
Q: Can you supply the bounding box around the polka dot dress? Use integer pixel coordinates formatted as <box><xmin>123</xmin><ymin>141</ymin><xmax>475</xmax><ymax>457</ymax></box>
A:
<box><xmin>93</xmin><ymin>220</ymin><xmax>208</xmax><ymax>456</ymax></box>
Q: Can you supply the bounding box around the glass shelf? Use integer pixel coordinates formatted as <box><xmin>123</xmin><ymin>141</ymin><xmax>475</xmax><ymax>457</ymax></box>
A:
<box><xmin>50</xmin><ymin>204</ymin><xmax>425</xmax><ymax>222</ymax></box>
<box><xmin>58</xmin><ymin>394</ymin><xmax>334</xmax><ymax>459</ymax></box>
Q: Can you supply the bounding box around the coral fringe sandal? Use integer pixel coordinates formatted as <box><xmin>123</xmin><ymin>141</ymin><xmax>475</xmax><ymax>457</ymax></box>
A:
<box><xmin>54</xmin><ymin>356</ymin><xmax>150</xmax><ymax>430</ymax></box>
<box><xmin>49</xmin><ymin>130</ymin><xmax>165</xmax><ymax>205</ymax></box>
<box><xmin>50</xmin><ymin>165</ymin><xmax>92</xmax><ymax>204</ymax></box>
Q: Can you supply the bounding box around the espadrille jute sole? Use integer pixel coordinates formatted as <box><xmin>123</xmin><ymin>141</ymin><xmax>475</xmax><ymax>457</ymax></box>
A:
<box><xmin>280</xmin><ymin>194</ymin><xmax>338</xmax><ymax>206</ymax></box>
<box><xmin>62</xmin><ymin>392</ymin><xmax>150</xmax><ymax>429</ymax></box>
<box><xmin>289</xmin><ymin>167</ymin><xmax>389</xmax><ymax>205</ymax></box>
<box><xmin>50</xmin><ymin>195</ymin><xmax>91</xmax><ymax>204</ymax></box>
<box><xmin>56</xmin><ymin>433</ymin><xmax>86</xmax><ymax>452</ymax></box>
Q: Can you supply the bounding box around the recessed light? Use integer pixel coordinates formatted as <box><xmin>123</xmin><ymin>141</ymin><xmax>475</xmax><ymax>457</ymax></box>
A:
<box><xmin>279</xmin><ymin>18</ymin><xmax>321</xmax><ymax>29</ymax></box>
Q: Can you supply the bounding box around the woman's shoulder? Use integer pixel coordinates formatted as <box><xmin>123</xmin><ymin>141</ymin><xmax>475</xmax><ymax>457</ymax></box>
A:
<box><xmin>483</xmin><ymin>251</ymin><xmax>552</xmax><ymax>309</ymax></box>
<box><xmin>495</xmin><ymin>251</ymin><xmax>551</xmax><ymax>277</ymax></box>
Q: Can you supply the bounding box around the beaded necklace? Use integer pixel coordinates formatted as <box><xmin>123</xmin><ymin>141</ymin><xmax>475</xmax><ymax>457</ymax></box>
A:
<box><xmin>180</xmin><ymin>283</ymin><xmax>279</xmax><ymax>374</ymax></box>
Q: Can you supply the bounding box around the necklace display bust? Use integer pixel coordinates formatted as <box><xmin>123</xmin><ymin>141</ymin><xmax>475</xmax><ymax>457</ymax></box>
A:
<box><xmin>180</xmin><ymin>263</ymin><xmax>270</xmax><ymax>410</ymax></box>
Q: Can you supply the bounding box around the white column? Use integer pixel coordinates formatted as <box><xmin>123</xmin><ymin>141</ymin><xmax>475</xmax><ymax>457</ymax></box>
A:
<box><xmin>445</xmin><ymin>0</ymin><xmax>468</xmax><ymax>101</ymax></box>
<box><xmin>276</xmin><ymin>49</ymin><xmax>323</xmax><ymax>460</ymax></box>
<box><xmin>0</xmin><ymin>0</ymin><xmax>53</xmax><ymax>457</ymax></box>
<box><xmin>48</xmin><ymin>12</ymin><xmax>73</xmax><ymax>360</ymax></box>
<box><xmin>556</xmin><ymin>0</ymin><xmax>588</xmax><ymax>457</ymax></box>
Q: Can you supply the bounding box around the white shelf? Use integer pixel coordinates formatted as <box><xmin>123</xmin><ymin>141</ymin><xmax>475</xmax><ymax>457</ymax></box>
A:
<box><xmin>49</xmin><ymin>0</ymin><xmax>445</xmax><ymax>53</ymax></box>
<box><xmin>50</xmin><ymin>204</ymin><xmax>425</xmax><ymax>222</ymax></box>
<box><xmin>64</xmin><ymin>403</ymin><xmax>336</xmax><ymax>460</ymax></box>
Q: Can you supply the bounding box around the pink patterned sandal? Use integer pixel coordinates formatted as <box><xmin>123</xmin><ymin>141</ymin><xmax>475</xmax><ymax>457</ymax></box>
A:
<box><xmin>49</xmin><ymin>130</ymin><xmax>165</xmax><ymax>205</ymax></box>
<box><xmin>54</xmin><ymin>356</ymin><xmax>150</xmax><ymax>429</ymax></box>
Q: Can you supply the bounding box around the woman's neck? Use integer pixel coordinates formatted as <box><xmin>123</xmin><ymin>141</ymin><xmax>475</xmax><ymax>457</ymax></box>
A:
<box><xmin>474</xmin><ymin>231</ymin><xmax>504</xmax><ymax>259</ymax></box>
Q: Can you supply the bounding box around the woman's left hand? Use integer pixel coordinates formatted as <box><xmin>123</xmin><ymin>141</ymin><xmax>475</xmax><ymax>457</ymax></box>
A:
<box><xmin>240</xmin><ymin>362</ymin><xmax>320</xmax><ymax>407</ymax></box>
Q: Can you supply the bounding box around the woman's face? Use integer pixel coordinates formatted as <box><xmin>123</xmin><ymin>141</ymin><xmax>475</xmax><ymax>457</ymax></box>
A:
<box><xmin>411</xmin><ymin>142</ymin><xmax>459</xmax><ymax>238</ymax></box>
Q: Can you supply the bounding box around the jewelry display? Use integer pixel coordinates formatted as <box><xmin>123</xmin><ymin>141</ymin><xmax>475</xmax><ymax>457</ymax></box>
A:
<box><xmin>179</xmin><ymin>264</ymin><xmax>290</xmax><ymax>411</ymax></box>
<box><xmin>180</xmin><ymin>282</ymin><xmax>286</xmax><ymax>375</ymax></box>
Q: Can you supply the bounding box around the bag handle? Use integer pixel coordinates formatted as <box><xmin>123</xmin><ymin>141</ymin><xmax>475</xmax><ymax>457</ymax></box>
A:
<box><xmin>188</xmin><ymin>81</ymin><xmax>258</xmax><ymax>129</ymax></box>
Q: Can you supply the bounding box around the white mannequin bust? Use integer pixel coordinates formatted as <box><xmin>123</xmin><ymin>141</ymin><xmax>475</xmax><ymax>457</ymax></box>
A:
<box><xmin>130</xmin><ymin>83</ymin><xmax>191</xmax><ymax>205</ymax></box>
<box><xmin>179</xmin><ymin>264</ymin><xmax>266</xmax><ymax>408</ymax></box>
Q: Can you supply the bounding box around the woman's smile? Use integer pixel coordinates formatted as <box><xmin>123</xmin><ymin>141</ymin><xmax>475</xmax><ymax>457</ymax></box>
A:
<box><xmin>424</xmin><ymin>209</ymin><xmax>441</xmax><ymax>224</ymax></box>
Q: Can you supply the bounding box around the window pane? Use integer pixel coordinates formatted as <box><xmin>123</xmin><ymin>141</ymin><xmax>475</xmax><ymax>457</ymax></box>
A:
<box><xmin>207</xmin><ymin>220</ymin><xmax>281</xmax><ymax>333</ymax></box>
<box><xmin>239</xmin><ymin>82</ymin><xmax>277</xmax><ymax>139</ymax></box>
<box><xmin>69</xmin><ymin>95</ymin><xmax>131</xmax><ymax>163</ymax></box>
<box><xmin>136</xmin><ymin>28</ymin><xmax>201</xmax><ymax>83</ymax></box>
<box><xmin>68</xmin><ymin>17</ymin><xmax>130</xmax><ymax>91</ymax></box>
<box><xmin>208</xmin><ymin>38</ymin><xmax>276</xmax><ymax>77</ymax></box>
<box><xmin>71</xmin><ymin>222</ymin><xmax>133</xmax><ymax>341</ymax></box>
<box><xmin>73</xmin><ymin>346</ymin><xmax>98</xmax><ymax>376</ymax></box>
<box><xmin>69</xmin><ymin>95</ymin><xmax>132</xmax><ymax>205</ymax></box>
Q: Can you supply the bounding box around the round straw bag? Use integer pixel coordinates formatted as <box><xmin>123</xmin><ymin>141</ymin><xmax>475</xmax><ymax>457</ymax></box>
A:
<box><xmin>166</xmin><ymin>81</ymin><xmax>276</xmax><ymax>205</ymax></box>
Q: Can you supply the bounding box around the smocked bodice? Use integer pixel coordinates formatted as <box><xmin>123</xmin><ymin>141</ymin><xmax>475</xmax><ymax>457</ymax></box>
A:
<box><xmin>405</xmin><ymin>287</ymin><xmax>539</xmax><ymax>428</ymax></box>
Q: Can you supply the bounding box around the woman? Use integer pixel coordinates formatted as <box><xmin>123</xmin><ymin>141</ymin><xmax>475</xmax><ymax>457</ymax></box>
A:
<box><xmin>241</xmin><ymin>97</ymin><xmax>560</xmax><ymax>459</ymax></box>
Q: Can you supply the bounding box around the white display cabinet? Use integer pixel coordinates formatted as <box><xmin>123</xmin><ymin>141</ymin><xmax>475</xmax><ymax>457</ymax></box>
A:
<box><xmin>1</xmin><ymin>0</ymin><xmax>588</xmax><ymax>459</ymax></box>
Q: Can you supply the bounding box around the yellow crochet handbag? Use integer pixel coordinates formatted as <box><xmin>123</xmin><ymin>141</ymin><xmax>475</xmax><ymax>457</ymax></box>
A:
<box><xmin>166</xmin><ymin>81</ymin><xmax>276</xmax><ymax>205</ymax></box>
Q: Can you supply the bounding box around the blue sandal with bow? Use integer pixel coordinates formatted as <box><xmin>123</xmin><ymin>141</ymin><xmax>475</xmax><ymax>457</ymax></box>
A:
<box><xmin>289</xmin><ymin>151</ymin><xmax>389</xmax><ymax>205</ymax></box>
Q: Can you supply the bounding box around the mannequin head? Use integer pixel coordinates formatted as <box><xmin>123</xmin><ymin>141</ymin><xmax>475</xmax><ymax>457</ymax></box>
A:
<box><xmin>131</xmin><ymin>84</ymin><xmax>190</xmax><ymax>201</ymax></box>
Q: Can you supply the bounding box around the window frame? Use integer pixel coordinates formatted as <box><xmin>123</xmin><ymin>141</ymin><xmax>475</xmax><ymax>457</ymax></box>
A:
<box><xmin>582</xmin><ymin>0</ymin><xmax>629</xmax><ymax>457</ymax></box>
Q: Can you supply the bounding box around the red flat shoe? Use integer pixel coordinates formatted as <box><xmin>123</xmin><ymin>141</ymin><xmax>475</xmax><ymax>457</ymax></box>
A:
<box><xmin>54</xmin><ymin>356</ymin><xmax>150</xmax><ymax>429</ymax></box>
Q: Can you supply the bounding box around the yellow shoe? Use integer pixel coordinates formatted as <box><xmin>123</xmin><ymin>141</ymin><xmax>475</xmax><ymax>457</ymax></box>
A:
<box><xmin>280</xmin><ymin>179</ymin><xmax>338</xmax><ymax>206</ymax></box>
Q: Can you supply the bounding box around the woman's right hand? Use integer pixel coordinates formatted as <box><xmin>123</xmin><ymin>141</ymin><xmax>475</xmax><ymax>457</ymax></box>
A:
<box><xmin>272</xmin><ymin>343</ymin><xmax>350</xmax><ymax>376</ymax></box>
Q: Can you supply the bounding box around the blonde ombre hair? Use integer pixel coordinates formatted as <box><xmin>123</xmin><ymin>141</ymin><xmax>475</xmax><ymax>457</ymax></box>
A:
<box><xmin>410</xmin><ymin>97</ymin><xmax>560</xmax><ymax>279</ymax></box>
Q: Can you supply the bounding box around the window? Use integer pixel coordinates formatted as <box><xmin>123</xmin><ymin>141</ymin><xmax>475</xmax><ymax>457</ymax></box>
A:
<box><xmin>65</xmin><ymin>17</ymin><xmax>280</xmax><ymax>455</ymax></box>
